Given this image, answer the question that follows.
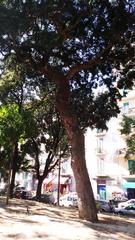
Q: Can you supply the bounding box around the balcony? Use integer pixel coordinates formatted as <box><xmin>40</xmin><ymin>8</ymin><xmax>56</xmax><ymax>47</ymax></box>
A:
<box><xmin>95</xmin><ymin>129</ymin><xmax>106</xmax><ymax>137</ymax></box>
<box><xmin>96</xmin><ymin>147</ymin><xmax>106</xmax><ymax>156</ymax></box>
<box><xmin>119</xmin><ymin>106</ymin><xmax>135</xmax><ymax>118</ymax></box>
<box><xmin>126</xmin><ymin>107</ymin><xmax>135</xmax><ymax>117</ymax></box>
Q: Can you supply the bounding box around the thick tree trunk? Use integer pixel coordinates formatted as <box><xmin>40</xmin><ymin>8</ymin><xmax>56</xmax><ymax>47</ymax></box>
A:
<box><xmin>36</xmin><ymin>177</ymin><xmax>43</xmax><ymax>201</ymax></box>
<box><xmin>6</xmin><ymin>165</ymin><xmax>12</xmax><ymax>205</ymax></box>
<box><xmin>10</xmin><ymin>166</ymin><xmax>16</xmax><ymax>198</ymax></box>
<box><xmin>10</xmin><ymin>143</ymin><xmax>18</xmax><ymax>198</ymax></box>
<box><xmin>55</xmin><ymin>75</ymin><xmax>98</xmax><ymax>222</ymax></box>
<box><xmin>70</xmin><ymin>130</ymin><xmax>97</xmax><ymax>221</ymax></box>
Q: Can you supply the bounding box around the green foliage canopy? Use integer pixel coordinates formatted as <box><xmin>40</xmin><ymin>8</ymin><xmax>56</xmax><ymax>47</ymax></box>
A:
<box><xmin>0</xmin><ymin>103</ymin><xmax>38</xmax><ymax>176</ymax></box>
<box><xmin>0</xmin><ymin>0</ymin><xmax>134</xmax><ymax>130</ymax></box>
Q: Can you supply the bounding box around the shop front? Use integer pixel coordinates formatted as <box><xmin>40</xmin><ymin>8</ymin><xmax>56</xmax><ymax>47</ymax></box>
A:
<box><xmin>43</xmin><ymin>175</ymin><xmax>71</xmax><ymax>194</ymax></box>
<box><xmin>97</xmin><ymin>178</ymin><xmax>106</xmax><ymax>200</ymax></box>
<box><xmin>123</xmin><ymin>181</ymin><xmax>135</xmax><ymax>199</ymax></box>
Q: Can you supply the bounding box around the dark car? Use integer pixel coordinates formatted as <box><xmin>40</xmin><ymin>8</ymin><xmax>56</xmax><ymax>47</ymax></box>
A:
<box><xmin>0</xmin><ymin>188</ymin><xmax>7</xmax><ymax>196</ymax></box>
<box><xmin>13</xmin><ymin>187</ymin><xmax>32</xmax><ymax>199</ymax></box>
<box><xmin>30</xmin><ymin>193</ymin><xmax>55</xmax><ymax>204</ymax></box>
<box><xmin>96</xmin><ymin>200</ymin><xmax>111</xmax><ymax>212</ymax></box>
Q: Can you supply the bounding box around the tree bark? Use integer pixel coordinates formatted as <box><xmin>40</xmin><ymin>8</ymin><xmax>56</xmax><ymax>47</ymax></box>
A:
<box><xmin>55</xmin><ymin>75</ymin><xmax>98</xmax><ymax>222</ymax></box>
<box><xmin>36</xmin><ymin>177</ymin><xmax>43</xmax><ymax>200</ymax></box>
<box><xmin>6</xmin><ymin>164</ymin><xmax>12</xmax><ymax>205</ymax></box>
<box><xmin>10</xmin><ymin>143</ymin><xmax>18</xmax><ymax>198</ymax></box>
<box><xmin>10</xmin><ymin>165</ymin><xmax>16</xmax><ymax>198</ymax></box>
<box><xmin>70</xmin><ymin>130</ymin><xmax>97</xmax><ymax>221</ymax></box>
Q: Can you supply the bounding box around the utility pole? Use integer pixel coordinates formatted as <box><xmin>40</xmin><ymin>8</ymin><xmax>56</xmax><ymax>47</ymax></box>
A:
<box><xmin>57</xmin><ymin>158</ymin><xmax>61</xmax><ymax>206</ymax></box>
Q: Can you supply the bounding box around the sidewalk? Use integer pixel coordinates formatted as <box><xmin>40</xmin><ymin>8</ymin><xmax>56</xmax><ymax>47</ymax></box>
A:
<box><xmin>0</xmin><ymin>198</ymin><xmax>135</xmax><ymax>240</ymax></box>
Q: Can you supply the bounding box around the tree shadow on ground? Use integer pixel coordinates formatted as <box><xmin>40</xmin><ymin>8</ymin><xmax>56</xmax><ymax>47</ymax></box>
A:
<box><xmin>81</xmin><ymin>213</ymin><xmax>135</xmax><ymax>239</ymax></box>
<box><xmin>31</xmin><ymin>205</ymin><xmax>135</xmax><ymax>239</ymax></box>
<box><xmin>0</xmin><ymin>197</ymin><xmax>135</xmax><ymax>240</ymax></box>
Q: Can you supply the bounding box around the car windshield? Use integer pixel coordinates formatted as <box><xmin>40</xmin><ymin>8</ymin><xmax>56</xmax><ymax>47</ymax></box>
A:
<box><xmin>126</xmin><ymin>205</ymin><xmax>135</xmax><ymax>210</ymax></box>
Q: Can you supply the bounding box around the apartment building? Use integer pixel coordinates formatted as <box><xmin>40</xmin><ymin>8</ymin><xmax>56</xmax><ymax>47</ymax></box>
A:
<box><xmin>85</xmin><ymin>90</ymin><xmax>135</xmax><ymax>200</ymax></box>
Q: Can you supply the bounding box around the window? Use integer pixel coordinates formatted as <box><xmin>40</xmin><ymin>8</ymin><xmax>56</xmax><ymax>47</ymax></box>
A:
<box><xmin>128</xmin><ymin>160</ymin><xmax>135</xmax><ymax>175</ymax></box>
<box><xmin>23</xmin><ymin>172</ymin><xmax>28</xmax><ymax>180</ymax></box>
<box><xmin>126</xmin><ymin>205</ymin><xmax>135</xmax><ymax>210</ymax></box>
<box><xmin>97</xmin><ymin>138</ymin><xmax>103</xmax><ymax>153</ymax></box>
<box><xmin>123</xmin><ymin>102</ymin><xmax>129</xmax><ymax>114</ymax></box>
<box><xmin>96</xmin><ymin>128</ymin><xmax>103</xmax><ymax>134</ymax></box>
<box><xmin>97</xmin><ymin>158</ymin><xmax>104</xmax><ymax>175</ymax></box>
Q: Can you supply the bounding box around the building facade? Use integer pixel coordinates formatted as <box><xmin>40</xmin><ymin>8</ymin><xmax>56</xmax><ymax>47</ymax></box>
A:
<box><xmin>85</xmin><ymin>90</ymin><xmax>135</xmax><ymax>200</ymax></box>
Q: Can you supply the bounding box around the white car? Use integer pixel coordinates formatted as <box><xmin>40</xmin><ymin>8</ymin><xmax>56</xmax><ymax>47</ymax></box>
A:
<box><xmin>118</xmin><ymin>199</ymin><xmax>135</xmax><ymax>208</ymax></box>
<box><xmin>114</xmin><ymin>204</ymin><xmax>135</xmax><ymax>216</ymax></box>
<box><xmin>59</xmin><ymin>195</ymin><xmax>78</xmax><ymax>207</ymax></box>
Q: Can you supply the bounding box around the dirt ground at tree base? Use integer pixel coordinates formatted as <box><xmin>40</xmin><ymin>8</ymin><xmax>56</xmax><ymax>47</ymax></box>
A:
<box><xmin>0</xmin><ymin>197</ymin><xmax>135</xmax><ymax>240</ymax></box>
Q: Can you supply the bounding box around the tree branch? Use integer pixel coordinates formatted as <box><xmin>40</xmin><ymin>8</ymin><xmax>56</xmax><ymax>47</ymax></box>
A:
<box><xmin>48</xmin><ymin>157</ymin><xmax>59</xmax><ymax>172</ymax></box>
<box><xmin>43</xmin><ymin>151</ymin><xmax>54</xmax><ymax>177</ymax></box>
<box><xmin>31</xmin><ymin>138</ymin><xmax>40</xmax><ymax>178</ymax></box>
<box><xmin>66</xmin><ymin>42</ymin><xmax>114</xmax><ymax>80</ymax></box>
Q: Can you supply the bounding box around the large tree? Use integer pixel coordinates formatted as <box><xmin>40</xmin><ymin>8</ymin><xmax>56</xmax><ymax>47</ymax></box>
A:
<box><xmin>0</xmin><ymin>0</ymin><xmax>134</xmax><ymax>221</ymax></box>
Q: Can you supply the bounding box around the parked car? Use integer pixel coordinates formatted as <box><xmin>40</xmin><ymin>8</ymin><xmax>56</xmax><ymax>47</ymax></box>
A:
<box><xmin>30</xmin><ymin>193</ymin><xmax>55</xmax><ymax>204</ymax></box>
<box><xmin>67</xmin><ymin>192</ymin><xmax>78</xmax><ymax>198</ymax></box>
<box><xmin>13</xmin><ymin>186</ymin><xmax>32</xmax><ymax>199</ymax></box>
<box><xmin>0</xmin><ymin>188</ymin><xmax>7</xmax><ymax>196</ymax></box>
<box><xmin>111</xmin><ymin>198</ymin><xmax>128</xmax><ymax>208</ymax></box>
<box><xmin>118</xmin><ymin>199</ymin><xmax>135</xmax><ymax>208</ymax></box>
<box><xmin>114</xmin><ymin>204</ymin><xmax>135</xmax><ymax>216</ymax></box>
<box><xmin>13</xmin><ymin>189</ymin><xmax>32</xmax><ymax>199</ymax></box>
<box><xmin>59</xmin><ymin>195</ymin><xmax>78</xmax><ymax>207</ymax></box>
<box><xmin>96</xmin><ymin>200</ymin><xmax>111</xmax><ymax>212</ymax></box>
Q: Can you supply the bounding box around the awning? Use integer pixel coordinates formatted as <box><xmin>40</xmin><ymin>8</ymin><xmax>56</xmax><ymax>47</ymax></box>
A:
<box><xmin>123</xmin><ymin>182</ymin><xmax>135</xmax><ymax>189</ymax></box>
<box><xmin>52</xmin><ymin>177</ymin><xmax>69</xmax><ymax>185</ymax></box>
<box><xmin>43</xmin><ymin>177</ymin><xmax>55</xmax><ymax>184</ymax></box>
<box><xmin>43</xmin><ymin>176</ymin><xmax>69</xmax><ymax>185</ymax></box>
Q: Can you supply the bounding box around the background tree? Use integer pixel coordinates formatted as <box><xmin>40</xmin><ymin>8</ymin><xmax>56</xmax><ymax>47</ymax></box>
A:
<box><xmin>0</xmin><ymin>57</ymin><xmax>38</xmax><ymax>198</ymax></box>
<box><xmin>0</xmin><ymin>104</ymin><xmax>33</xmax><ymax>202</ymax></box>
<box><xmin>23</xmin><ymin>92</ymin><xmax>69</xmax><ymax>200</ymax></box>
<box><xmin>0</xmin><ymin>58</ymin><xmax>69</xmax><ymax>200</ymax></box>
<box><xmin>121</xmin><ymin>115</ymin><xmax>135</xmax><ymax>174</ymax></box>
<box><xmin>0</xmin><ymin>0</ymin><xmax>134</xmax><ymax>221</ymax></box>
